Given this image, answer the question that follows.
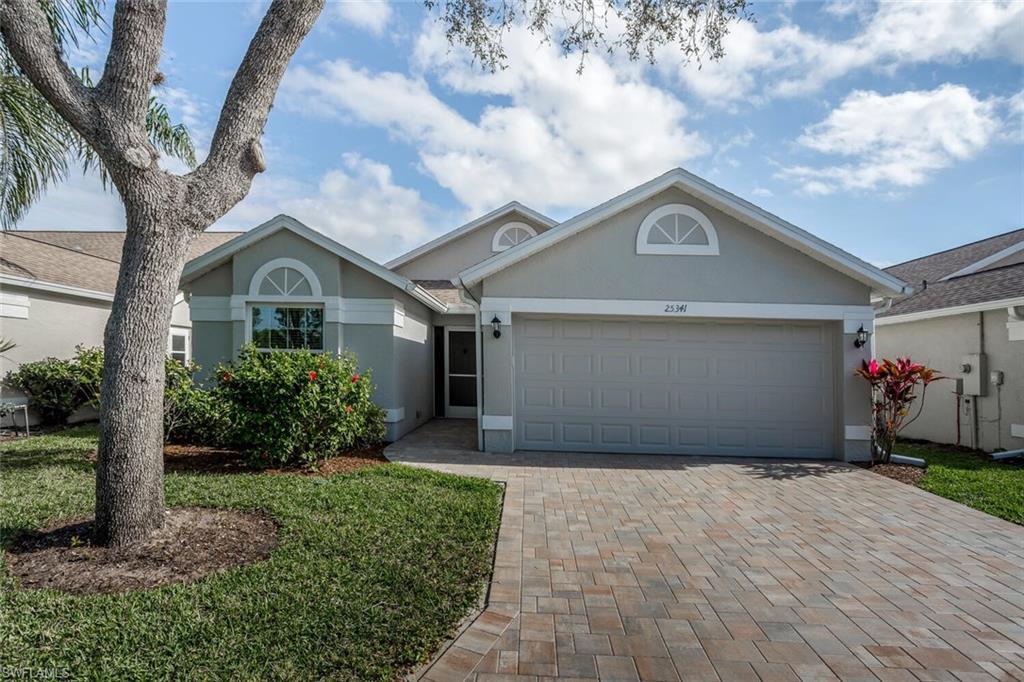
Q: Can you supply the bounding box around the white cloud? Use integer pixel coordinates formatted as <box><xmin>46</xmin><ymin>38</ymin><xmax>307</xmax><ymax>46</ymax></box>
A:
<box><xmin>330</xmin><ymin>0</ymin><xmax>392</xmax><ymax>35</ymax></box>
<box><xmin>781</xmin><ymin>85</ymin><xmax>1003</xmax><ymax>195</ymax></box>
<box><xmin>751</xmin><ymin>186</ymin><xmax>774</xmax><ymax>198</ymax></box>
<box><xmin>665</xmin><ymin>0</ymin><xmax>1024</xmax><ymax>105</ymax></box>
<box><xmin>216</xmin><ymin>154</ymin><xmax>441</xmax><ymax>262</ymax></box>
<box><xmin>17</xmin><ymin>172</ymin><xmax>126</xmax><ymax>230</ymax></box>
<box><xmin>283</xmin><ymin>24</ymin><xmax>707</xmax><ymax>216</ymax></box>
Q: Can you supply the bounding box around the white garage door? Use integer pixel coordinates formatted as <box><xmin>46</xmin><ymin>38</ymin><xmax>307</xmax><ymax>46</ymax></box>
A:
<box><xmin>514</xmin><ymin>316</ymin><xmax>836</xmax><ymax>458</ymax></box>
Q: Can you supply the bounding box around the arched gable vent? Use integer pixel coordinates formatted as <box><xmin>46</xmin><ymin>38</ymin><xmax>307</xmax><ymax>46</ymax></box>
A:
<box><xmin>636</xmin><ymin>204</ymin><xmax>719</xmax><ymax>256</ymax></box>
<box><xmin>248</xmin><ymin>258</ymin><xmax>323</xmax><ymax>297</ymax></box>
<box><xmin>492</xmin><ymin>221</ymin><xmax>538</xmax><ymax>252</ymax></box>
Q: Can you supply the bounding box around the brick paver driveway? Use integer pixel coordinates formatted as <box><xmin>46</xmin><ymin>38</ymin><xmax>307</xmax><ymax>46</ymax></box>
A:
<box><xmin>387</xmin><ymin>421</ymin><xmax>1024</xmax><ymax>681</ymax></box>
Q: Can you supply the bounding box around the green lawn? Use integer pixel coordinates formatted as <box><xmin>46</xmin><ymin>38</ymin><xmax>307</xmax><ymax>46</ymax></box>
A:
<box><xmin>0</xmin><ymin>426</ymin><xmax>503</xmax><ymax>680</ymax></box>
<box><xmin>896</xmin><ymin>441</ymin><xmax>1024</xmax><ymax>525</ymax></box>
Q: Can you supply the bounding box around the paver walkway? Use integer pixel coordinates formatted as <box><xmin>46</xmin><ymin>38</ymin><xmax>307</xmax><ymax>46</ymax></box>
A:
<box><xmin>387</xmin><ymin>420</ymin><xmax>1024</xmax><ymax>682</ymax></box>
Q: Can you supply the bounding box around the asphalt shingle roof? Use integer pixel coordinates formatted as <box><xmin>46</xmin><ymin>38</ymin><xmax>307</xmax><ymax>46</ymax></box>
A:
<box><xmin>1</xmin><ymin>230</ymin><xmax>241</xmax><ymax>294</ymax></box>
<box><xmin>412</xmin><ymin>280</ymin><xmax>464</xmax><ymax>307</ymax></box>
<box><xmin>879</xmin><ymin>229</ymin><xmax>1024</xmax><ymax>317</ymax></box>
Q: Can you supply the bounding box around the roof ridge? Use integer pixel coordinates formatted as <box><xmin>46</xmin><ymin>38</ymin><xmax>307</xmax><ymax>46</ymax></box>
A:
<box><xmin>884</xmin><ymin>227</ymin><xmax>1024</xmax><ymax>271</ymax></box>
<box><xmin>7</xmin><ymin>232</ymin><xmax>123</xmax><ymax>265</ymax></box>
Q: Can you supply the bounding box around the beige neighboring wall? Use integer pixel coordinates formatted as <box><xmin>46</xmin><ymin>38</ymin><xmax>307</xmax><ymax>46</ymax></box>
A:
<box><xmin>875</xmin><ymin>309</ymin><xmax>1024</xmax><ymax>452</ymax></box>
<box><xmin>394</xmin><ymin>211</ymin><xmax>553</xmax><ymax>281</ymax></box>
<box><xmin>0</xmin><ymin>284</ymin><xmax>195</xmax><ymax>422</ymax></box>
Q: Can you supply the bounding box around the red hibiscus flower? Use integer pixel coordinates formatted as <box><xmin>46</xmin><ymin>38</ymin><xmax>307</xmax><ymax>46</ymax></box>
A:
<box><xmin>308</xmin><ymin>370</ymin><xmax>318</xmax><ymax>381</ymax></box>
<box><xmin>345</xmin><ymin>405</ymin><xmax>353</xmax><ymax>413</ymax></box>
<box><xmin>222</xmin><ymin>372</ymin><xmax>232</xmax><ymax>382</ymax></box>
<box><xmin>351</xmin><ymin>374</ymin><xmax>360</xmax><ymax>383</ymax></box>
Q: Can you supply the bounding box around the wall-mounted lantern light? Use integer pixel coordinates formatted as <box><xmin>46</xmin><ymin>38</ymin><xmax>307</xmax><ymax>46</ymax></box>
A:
<box><xmin>853</xmin><ymin>324</ymin><xmax>870</xmax><ymax>349</ymax></box>
<box><xmin>491</xmin><ymin>316</ymin><xmax>502</xmax><ymax>339</ymax></box>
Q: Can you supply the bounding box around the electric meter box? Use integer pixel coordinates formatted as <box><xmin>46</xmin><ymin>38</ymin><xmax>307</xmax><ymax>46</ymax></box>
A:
<box><xmin>960</xmin><ymin>353</ymin><xmax>987</xmax><ymax>396</ymax></box>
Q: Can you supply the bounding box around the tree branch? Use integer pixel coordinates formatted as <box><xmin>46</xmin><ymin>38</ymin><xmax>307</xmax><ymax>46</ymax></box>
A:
<box><xmin>186</xmin><ymin>0</ymin><xmax>324</xmax><ymax>228</ymax></box>
<box><xmin>95</xmin><ymin>0</ymin><xmax>169</xmax><ymax>126</ymax></box>
<box><xmin>0</xmin><ymin>0</ymin><xmax>97</xmax><ymax>137</ymax></box>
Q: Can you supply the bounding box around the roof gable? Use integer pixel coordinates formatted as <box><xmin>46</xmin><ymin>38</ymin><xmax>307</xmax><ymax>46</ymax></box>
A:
<box><xmin>885</xmin><ymin>228</ymin><xmax>1024</xmax><ymax>285</ymax></box>
<box><xmin>878</xmin><ymin>229</ymin><xmax>1024</xmax><ymax>320</ymax></box>
<box><xmin>456</xmin><ymin>168</ymin><xmax>909</xmax><ymax>297</ymax></box>
<box><xmin>180</xmin><ymin>215</ymin><xmax>447</xmax><ymax>312</ymax></box>
<box><xmin>385</xmin><ymin>201</ymin><xmax>556</xmax><ymax>270</ymax></box>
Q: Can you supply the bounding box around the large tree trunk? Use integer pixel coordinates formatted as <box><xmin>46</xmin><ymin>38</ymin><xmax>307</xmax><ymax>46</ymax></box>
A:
<box><xmin>3</xmin><ymin>0</ymin><xmax>325</xmax><ymax>547</ymax></box>
<box><xmin>94</xmin><ymin>204</ymin><xmax>194</xmax><ymax>547</ymax></box>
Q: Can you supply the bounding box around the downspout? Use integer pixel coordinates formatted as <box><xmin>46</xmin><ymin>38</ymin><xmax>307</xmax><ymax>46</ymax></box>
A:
<box><xmin>455</xmin><ymin>279</ymin><xmax>484</xmax><ymax>452</ymax></box>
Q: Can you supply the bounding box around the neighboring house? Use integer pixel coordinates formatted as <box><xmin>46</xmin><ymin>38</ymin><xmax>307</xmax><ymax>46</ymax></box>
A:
<box><xmin>0</xmin><ymin>230</ymin><xmax>240</xmax><ymax>422</ymax></box>
<box><xmin>875</xmin><ymin>230</ymin><xmax>1024</xmax><ymax>452</ymax></box>
<box><xmin>181</xmin><ymin>168</ymin><xmax>909</xmax><ymax>460</ymax></box>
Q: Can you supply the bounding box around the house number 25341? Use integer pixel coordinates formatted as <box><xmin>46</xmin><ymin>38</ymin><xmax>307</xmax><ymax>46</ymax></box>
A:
<box><xmin>664</xmin><ymin>303</ymin><xmax>688</xmax><ymax>313</ymax></box>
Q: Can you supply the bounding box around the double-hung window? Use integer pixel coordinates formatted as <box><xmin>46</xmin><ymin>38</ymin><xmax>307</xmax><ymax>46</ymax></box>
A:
<box><xmin>251</xmin><ymin>305</ymin><xmax>324</xmax><ymax>351</ymax></box>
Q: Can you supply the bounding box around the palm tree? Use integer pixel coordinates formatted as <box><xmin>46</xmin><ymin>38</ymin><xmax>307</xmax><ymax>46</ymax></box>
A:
<box><xmin>0</xmin><ymin>0</ymin><xmax>195</xmax><ymax>229</ymax></box>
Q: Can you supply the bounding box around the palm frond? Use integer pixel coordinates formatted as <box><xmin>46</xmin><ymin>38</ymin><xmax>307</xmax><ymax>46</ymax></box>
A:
<box><xmin>0</xmin><ymin>75</ymin><xmax>76</xmax><ymax>229</ymax></box>
<box><xmin>36</xmin><ymin>0</ymin><xmax>105</xmax><ymax>54</ymax></box>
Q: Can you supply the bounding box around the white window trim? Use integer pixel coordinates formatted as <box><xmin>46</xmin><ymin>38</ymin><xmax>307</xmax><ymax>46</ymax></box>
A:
<box><xmin>246</xmin><ymin>301</ymin><xmax>327</xmax><ymax>352</ymax></box>
<box><xmin>168</xmin><ymin>327</ymin><xmax>191</xmax><ymax>363</ymax></box>
<box><xmin>491</xmin><ymin>221</ymin><xmax>539</xmax><ymax>253</ymax></box>
<box><xmin>248</xmin><ymin>257</ymin><xmax>323</xmax><ymax>297</ymax></box>
<box><xmin>636</xmin><ymin>204</ymin><xmax>719</xmax><ymax>256</ymax></box>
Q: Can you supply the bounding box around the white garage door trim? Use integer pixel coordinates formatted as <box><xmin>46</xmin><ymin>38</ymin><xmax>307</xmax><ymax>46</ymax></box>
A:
<box><xmin>513</xmin><ymin>315</ymin><xmax>837</xmax><ymax>458</ymax></box>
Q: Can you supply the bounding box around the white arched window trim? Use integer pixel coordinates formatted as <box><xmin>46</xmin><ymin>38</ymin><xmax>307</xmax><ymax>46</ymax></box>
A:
<box><xmin>636</xmin><ymin>204</ymin><xmax>720</xmax><ymax>256</ymax></box>
<box><xmin>491</xmin><ymin>221</ymin><xmax>539</xmax><ymax>252</ymax></box>
<box><xmin>248</xmin><ymin>257</ymin><xmax>323</xmax><ymax>297</ymax></box>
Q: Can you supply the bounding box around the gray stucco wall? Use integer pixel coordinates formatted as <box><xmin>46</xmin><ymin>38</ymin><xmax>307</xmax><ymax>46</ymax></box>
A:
<box><xmin>232</xmin><ymin>230</ymin><xmax>342</xmax><ymax>297</ymax></box>
<box><xmin>483</xmin><ymin>187</ymin><xmax>871</xmax><ymax>305</ymax></box>
<box><xmin>395</xmin><ymin>212</ymin><xmax>552</xmax><ymax>281</ymax></box>
<box><xmin>475</xmin><ymin>186</ymin><xmax>875</xmax><ymax>460</ymax></box>
<box><xmin>184</xmin><ymin>227</ymin><xmax>435</xmax><ymax>441</ymax></box>
<box><xmin>875</xmin><ymin>310</ymin><xmax>1024</xmax><ymax>452</ymax></box>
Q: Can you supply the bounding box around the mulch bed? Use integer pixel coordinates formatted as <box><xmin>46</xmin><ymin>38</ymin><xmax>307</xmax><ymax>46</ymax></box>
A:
<box><xmin>4</xmin><ymin>507</ymin><xmax>279</xmax><ymax>595</ymax></box>
<box><xmin>162</xmin><ymin>443</ymin><xmax>388</xmax><ymax>476</ymax></box>
<box><xmin>858</xmin><ymin>461</ymin><xmax>926</xmax><ymax>486</ymax></box>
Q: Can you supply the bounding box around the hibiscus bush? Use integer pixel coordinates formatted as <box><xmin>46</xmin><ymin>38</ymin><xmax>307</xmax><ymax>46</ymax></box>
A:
<box><xmin>856</xmin><ymin>357</ymin><xmax>942</xmax><ymax>463</ymax></box>
<box><xmin>214</xmin><ymin>345</ymin><xmax>386</xmax><ymax>467</ymax></box>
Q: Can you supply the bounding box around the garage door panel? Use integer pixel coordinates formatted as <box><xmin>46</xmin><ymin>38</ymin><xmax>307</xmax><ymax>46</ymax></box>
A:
<box><xmin>515</xmin><ymin>316</ymin><xmax>835</xmax><ymax>458</ymax></box>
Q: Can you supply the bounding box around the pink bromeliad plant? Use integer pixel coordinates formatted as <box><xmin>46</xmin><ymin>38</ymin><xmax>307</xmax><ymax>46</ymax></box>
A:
<box><xmin>856</xmin><ymin>357</ymin><xmax>942</xmax><ymax>464</ymax></box>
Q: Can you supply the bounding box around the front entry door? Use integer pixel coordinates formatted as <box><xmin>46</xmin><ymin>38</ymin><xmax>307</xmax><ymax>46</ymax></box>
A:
<box><xmin>446</xmin><ymin>329</ymin><xmax>477</xmax><ymax>418</ymax></box>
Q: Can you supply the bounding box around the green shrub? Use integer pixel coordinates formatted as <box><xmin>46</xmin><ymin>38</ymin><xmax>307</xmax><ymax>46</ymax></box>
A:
<box><xmin>4</xmin><ymin>346</ymin><xmax>103</xmax><ymax>424</ymax></box>
<box><xmin>215</xmin><ymin>345</ymin><xmax>386</xmax><ymax>467</ymax></box>
<box><xmin>164</xmin><ymin>359</ymin><xmax>229</xmax><ymax>445</ymax></box>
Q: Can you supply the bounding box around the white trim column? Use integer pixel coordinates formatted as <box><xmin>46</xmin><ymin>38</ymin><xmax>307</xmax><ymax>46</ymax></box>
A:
<box><xmin>842</xmin><ymin>317</ymin><xmax>874</xmax><ymax>461</ymax></box>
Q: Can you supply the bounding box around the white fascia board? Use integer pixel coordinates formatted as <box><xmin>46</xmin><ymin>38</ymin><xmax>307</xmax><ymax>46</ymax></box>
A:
<box><xmin>457</xmin><ymin>169</ymin><xmax>909</xmax><ymax>297</ymax></box>
<box><xmin>480</xmin><ymin>296</ymin><xmax>873</xmax><ymax>321</ymax></box>
<box><xmin>940</xmin><ymin>240</ymin><xmax>1024</xmax><ymax>281</ymax></box>
<box><xmin>180</xmin><ymin>215</ymin><xmax>447</xmax><ymax>313</ymax></box>
<box><xmin>0</xmin><ymin>274</ymin><xmax>114</xmax><ymax>303</ymax></box>
<box><xmin>875</xmin><ymin>296</ymin><xmax>1024</xmax><ymax>326</ymax></box>
<box><xmin>385</xmin><ymin>202</ymin><xmax>557</xmax><ymax>270</ymax></box>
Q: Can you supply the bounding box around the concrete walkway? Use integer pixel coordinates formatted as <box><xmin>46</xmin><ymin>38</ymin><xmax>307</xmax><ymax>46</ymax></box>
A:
<box><xmin>387</xmin><ymin>420</ymin><xmax>1024</xmax><ymax>682</ymax></box>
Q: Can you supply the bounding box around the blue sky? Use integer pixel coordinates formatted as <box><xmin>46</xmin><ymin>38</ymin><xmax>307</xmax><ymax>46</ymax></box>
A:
<box><xmin>18</xmin><ymin>0</ymin><xmax>1024</xmax><ymax>268</ymax></box>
